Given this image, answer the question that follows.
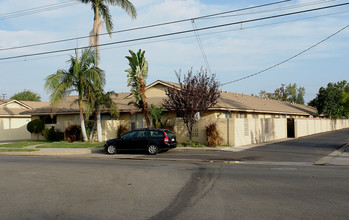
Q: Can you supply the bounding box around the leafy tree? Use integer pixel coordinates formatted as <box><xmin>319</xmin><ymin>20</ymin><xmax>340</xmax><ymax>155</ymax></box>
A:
<box><xmin>163</xmin><ymin>68</ymin><xmax>220</xmax><ymax>141</ymax></box>
<box><xmin>259</xmin><ymin>83</ymin><xmax>305</xmax><ymax>104</ymax></box>
<box><xmin>11</xmin><ymin>90</ymin><xmax>41</xmax><ymax>101</ymax></box>
<box><xmin>150</xmin><ymin>104</ymin><xmax>168</xmax><ymax>128</ymax></box>
<box><xmin>45</xmin><ymin>47</ymin><xmax>105</xmax><ymax>142</ymax></box>
<box><xmin>125</xmin><ymin>49</ymin><xmax>150</xmax><ymax>128</ymax></box>
<box><xmin>285</xmin><ymin>83</ymin><xmax>305</xmax><ymax>104</ymax></box>
<box><xmin>343</xmin><ymin>87</ymin><xmax>349</xmax><ymax>113</ymax></box>
<box><xmin>309</xmin><ymin>80</ymin><xmax>349</xmax><ymax>118</ymax></box>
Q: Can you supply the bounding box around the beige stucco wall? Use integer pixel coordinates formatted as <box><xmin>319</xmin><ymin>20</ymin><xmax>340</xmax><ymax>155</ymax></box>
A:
<box><xmin>3</xmin><ymin>102</ymin><xmax>28</xmax><ymax>110</ymax></box>
<box><xmin>31</xmin><ymin>114</ymin><xmax>126</xmax><ymax>141</ymax></box>
<box><xmin>145</xmin><ymin>84</ymin><xmax>168</xmax><ymax>97</ymax></box>
<box><xmin>233</xmin><ymin>118</ymin><xmax>287</xmax><ymax>146</ymax></box>
<box><xmin>295</xmin><ymin>118</ymin><xmax>349</xmax><ymax>138</ymax></box>
<box><xmin>28</xmin><ymin>113</ymin><xmax>349</xmax><ymax>147</ymax></box>
<box><xmin>0</xmin><ymin>117</ymin><xmax>31</xmax><ymax>142</ymax></box>
<box><xmin>172</xmin><ymin>117</ymin><xmax>287</xmax><ymax>146</ymax></box>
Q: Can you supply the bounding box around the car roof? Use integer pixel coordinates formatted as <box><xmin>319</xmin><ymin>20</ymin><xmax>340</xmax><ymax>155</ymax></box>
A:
<box><xmin>131</xmin><ymin>128</ymin><xmax>167</xmax><ymax>131</ymax></box>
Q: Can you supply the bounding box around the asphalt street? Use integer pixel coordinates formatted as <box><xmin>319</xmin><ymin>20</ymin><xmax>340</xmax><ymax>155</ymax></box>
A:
<box><xmin>0</xmin><ymin>156</ymin><xmax>348</xmax><ymax>220</ymax></box>
<box><xmin>96</xmin><ymin>128</ymin><xmax>349</xmax><ymax>165</ymax></box>
<box><xmin>1</xmin><ymin>129</ymin><xmax>348</xmax><ymax>219</ymax></box>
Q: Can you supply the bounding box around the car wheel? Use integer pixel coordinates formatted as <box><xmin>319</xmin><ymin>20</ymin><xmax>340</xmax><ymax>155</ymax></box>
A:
<box><xmin>107</xmin><ymin>145</ymin><xmax>117</xmax><ymax>155</ymax></box>
<box><xmin>147</xmin><ymin>145</ymin><xmax>158</xmax><ymax>155</ymax></box>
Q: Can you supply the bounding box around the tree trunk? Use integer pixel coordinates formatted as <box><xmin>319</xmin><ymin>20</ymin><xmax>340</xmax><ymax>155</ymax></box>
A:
<box><xmin>96</xmin><ymin>106</ymin><xmax>103</xmax><ymax>142</ymax></box>
<box><xmin>80</xmin><ymin>105</ymin><xmax>89</xmax><ymax>142</ymax></box>
<box><xmin>143</xmin><ymin>101</ymin><xmax>150</xmax><ymax>128</ymax></box>
<box><xmin>89</xmin><ymin>118</ymin><xmax>96</xmax><ymax>141</ymax></box>
<box><xmin>186</xmin><ymin>122</ymin><xmax>193</xmax><ymax>142</ymax></box>
<box><xmin>94</xmin><ymin>15</ymin><xmax>103</xmax><ymax>142</ymax></box>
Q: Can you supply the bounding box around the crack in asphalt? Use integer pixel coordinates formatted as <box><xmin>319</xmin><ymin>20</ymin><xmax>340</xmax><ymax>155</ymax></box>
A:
<box><xmin>148</xmin><ymin>165</ymin><xmax>221</xmax><ymax>220</ymax></box>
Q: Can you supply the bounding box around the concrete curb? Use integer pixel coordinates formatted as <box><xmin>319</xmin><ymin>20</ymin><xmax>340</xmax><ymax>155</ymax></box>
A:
<box><xmin>0</xmin><ymin>147</ymin><xmax>102</xmax><ymax>156</ymax></box>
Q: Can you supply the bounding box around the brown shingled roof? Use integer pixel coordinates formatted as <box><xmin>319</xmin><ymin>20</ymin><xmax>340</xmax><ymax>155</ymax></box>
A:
<box><xmin>215</xmin><ymin>92</ymin><xmax>317</xmax><ymax>116</ymax></box>
<box><xmin>22</xmin><ymin>89</ymin><xmax>317</xmax><ymax>117</ymax></box>
<box><xmin>0</xmin><ymin>99</ymin><xmax>49</xmax><ymax>116</ymax></box>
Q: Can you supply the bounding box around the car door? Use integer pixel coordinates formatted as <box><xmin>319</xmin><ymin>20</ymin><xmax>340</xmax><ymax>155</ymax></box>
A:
<box><xmin>133</xmin><ymin>130</ymin><xmax>149</xmax><ymax>150</ymax></box>
<box><xmin>118</xmin><ymin>130</ymin><xmax>138</xmax><ymax>150</ymax></box>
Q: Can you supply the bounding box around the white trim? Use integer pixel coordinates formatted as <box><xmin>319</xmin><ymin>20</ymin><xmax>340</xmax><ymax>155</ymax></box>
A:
<box><xmin>0</xmin><ymin>100</ymin><xmax>32</xmax><ymax>109</ymax></box>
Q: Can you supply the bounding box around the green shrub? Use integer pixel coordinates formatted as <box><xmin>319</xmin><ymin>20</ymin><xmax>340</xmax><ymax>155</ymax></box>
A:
<box><xmin>117</xmin><ymin>124</ymin><xmax>129</xmax><ymax>137</ymax></box>
<box><xmin>27</xmin><ymin>119</ymin><xmax>44</xmax><ymax>134</ymax></box>
<box><xmin>43</xmin><ymin>126</ymin><xmax>64</xmax><ymax>142</ymax></box>
<box><xmin>179</xmin><ymin>141</ymin><xmax>206</xmax><ymax>148</ymax></box>
<box><xmin>205</xmin><ymin>122</ymin><xmax>223</xmax><ymax>147</ymax></box>
<box><xmin>64</xmin><ymin>125</ymin><xmax>81</xmax><ymax>143</ymax></box>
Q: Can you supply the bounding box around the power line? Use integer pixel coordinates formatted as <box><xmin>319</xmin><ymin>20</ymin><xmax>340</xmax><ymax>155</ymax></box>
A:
<box><xmin>0</xmin><ymin>1</ymin><xmax>79</xmax><ymax>20</ymax></box>
<box><xmin>204</xmin><ymin>0</ymin><xmax>335</xmax><ymax>19</ymax></box>
<box><xmin>221</xmin><ymin>23</ymin><xmax>349</xmax><ymax>86</ymax></box>
<box><xmin>192</xmin><ymin>20</ymin><xmax>212</xmax><ymax>74</ymax></box>
<box><xmin>2</xmin><ymin>9</ymin><xmax>348</xmax><ymax>65</ymax></box>
<box><xmin>0</xmin><ymin>0</ymin><xmax>335</xmax><ymax>52</ymax></box>
<box><xmin>0</xmin><ymin>1</ymin><xmax>348</xmax><ymax>61</ymax></box>
<box><xmin>0</xmin><ymin>0</ymin><xmax>292</xmax><ymax>52</ymax></box>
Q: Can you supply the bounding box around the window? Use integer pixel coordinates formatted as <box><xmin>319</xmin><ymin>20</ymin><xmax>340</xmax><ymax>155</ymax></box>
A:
<box><xmin>165</xmin><ymin>130</ymin><xmax>175</xmax><ymax>138</ymax></box>
<box><xmin>252</xmin><ymin>114</ymin><xmax>258</xmax><ymax>119</ymax></box>
<box><xmin>239</xmin><ymin>113</ymin><xmax>247</xmax><ymax>118</ymax></box>
<box><xmin>131</xmin><ymin>122</ymin><xmax>136</xmax><ymax>130</ymax></box>
<box><xmin>123</xmin><ymin>131</ymin><xmax>137</xmax><ymax>139</ymax></box>
<box><xmin>149</xmin><ymin>130</ymin><xmax>164</xmax><ymax>138</ymax></box>
<box><xmin>101</xmin><ymin>114</ymin><xmax>111</xmax><ymax>120</ymax></box>
<box><xmin>224</xmin><ymin>112</ymin><xmax>232</xmax><ymax>118</ymax></box>
<box><xmin>136</xmin><ymin>130</ymin><xmax>148</xmax><ymax>138</ymax></box>
<box><xmin>40</xmin><ymin>115</ymin><xmax>57</xmax><ymax>124</ymax></box>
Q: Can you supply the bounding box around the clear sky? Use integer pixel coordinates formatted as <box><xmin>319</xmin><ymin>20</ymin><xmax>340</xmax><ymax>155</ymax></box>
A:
<box><xmin>0</xmin><ymin>0</ymin><xmax>348</xmax><ymax>103</ymax></box>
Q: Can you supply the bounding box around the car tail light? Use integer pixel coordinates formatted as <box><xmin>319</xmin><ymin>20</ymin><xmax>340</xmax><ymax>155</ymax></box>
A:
<box><xmin>163</xmin><ymin>131</ymin><xmax>169</xmax><ymax>143</ymax></box>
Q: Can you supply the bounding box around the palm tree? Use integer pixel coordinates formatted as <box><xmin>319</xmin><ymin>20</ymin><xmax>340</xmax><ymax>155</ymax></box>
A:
<box><xmin>45</xmin><ymin>47</ymin><xmax>105</xmax><ymax>142</ymax></box>
<box><xmin>125</xmin><ymin>49</ymin><xmax>150</xmax><ymax>128</ymax></box>
<box><xmin>79</xmin><ymin>0</ymin><xmax>137</xmax><ymax>140</ymax></box>
<box><xmin>85</xmin><ymin>89</ymin><xmax>119</xmax><ymax>141</ymax></box>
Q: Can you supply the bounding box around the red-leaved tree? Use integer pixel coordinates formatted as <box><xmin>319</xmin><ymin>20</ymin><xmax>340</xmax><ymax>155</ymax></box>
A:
<box><xmin>163</xmin><ymin>68</ymin><xmax>220</xmax><ymax>141</ymax></box>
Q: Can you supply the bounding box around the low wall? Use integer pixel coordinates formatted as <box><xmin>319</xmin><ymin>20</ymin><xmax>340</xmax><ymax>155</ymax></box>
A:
<box><xmin>0</xmin><ymin>117</ymin><xmax>31</xmax><ymax>142</ymax></box>
<box><xmin>233</xmin><ymin>118</ymin><xmax>287</xmax><ymax>147</ymax></box>
<box><xmin>173</xmin><ymin>118</ymin><xmax>287</xmax><ymax>146</ymax></box>
<box><xmin>295</xmin><ymin>118</ymin><xmax>349</xmax><ymax>138</ymax></box>
<box><xmin>101</xmin><ymin>120</ymin><xmax>122</xmax><ymax>141</ymax></box>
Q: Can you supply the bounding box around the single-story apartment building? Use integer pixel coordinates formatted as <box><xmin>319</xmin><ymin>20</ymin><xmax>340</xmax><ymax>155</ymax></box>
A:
<box><xmin>21</xmin><ymin>80</ymin><xmax>349</xmax><ymax>146</ymax></box>
<box><xmin>0</xmin><ymin>99</ymin><xmax>48</xmax><ymax>142</ymax></box>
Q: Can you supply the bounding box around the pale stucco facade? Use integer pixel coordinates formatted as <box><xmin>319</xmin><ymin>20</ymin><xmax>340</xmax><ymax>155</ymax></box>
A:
<box><xmin>0</xmin><ymin>100</ymin><xmax>32</xmax><ymax>142</ymax></box>
<box><xmin>23</xmin><ymin>80</ymin><xmax>349</xmax><ymax>146</ymax></box>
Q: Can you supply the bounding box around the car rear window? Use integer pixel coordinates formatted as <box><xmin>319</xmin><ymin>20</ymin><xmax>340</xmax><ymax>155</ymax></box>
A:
<box><xmin>165</xmin><ymin>130</ymin><xmax>175</xmax><ymax>138</ymax></box>
<box><xmin>149</xmin><ymin>130</ymin><xmax>164</xmax><ymax>138</ymax></box>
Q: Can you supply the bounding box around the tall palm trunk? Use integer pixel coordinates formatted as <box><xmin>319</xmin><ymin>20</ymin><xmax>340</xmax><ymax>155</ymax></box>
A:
<box><xmin>79</xmin><ymin>97</ymin><xmax>89</xmax><ymax>142</ymax></box>
<box><xmin>140</xmin><ymin>79</ymin><xmax>150</xmax><ymax>128</ymax></box>
<box><xmin>93</xmin><ymin>11</ymin><xmax>103</xmax><ymax>142</ymax></box>
<box><xmin>96</xmin><ymin>105</ymin><xmax>102</xmax><ymax>141</ymax></box>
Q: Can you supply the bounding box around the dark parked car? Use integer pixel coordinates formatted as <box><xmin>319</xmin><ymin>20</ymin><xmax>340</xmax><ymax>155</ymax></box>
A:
<box><xmin>104</xmin><ymin>128</ymin><xmax>177</xmax><ymax>155</ymax></box>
